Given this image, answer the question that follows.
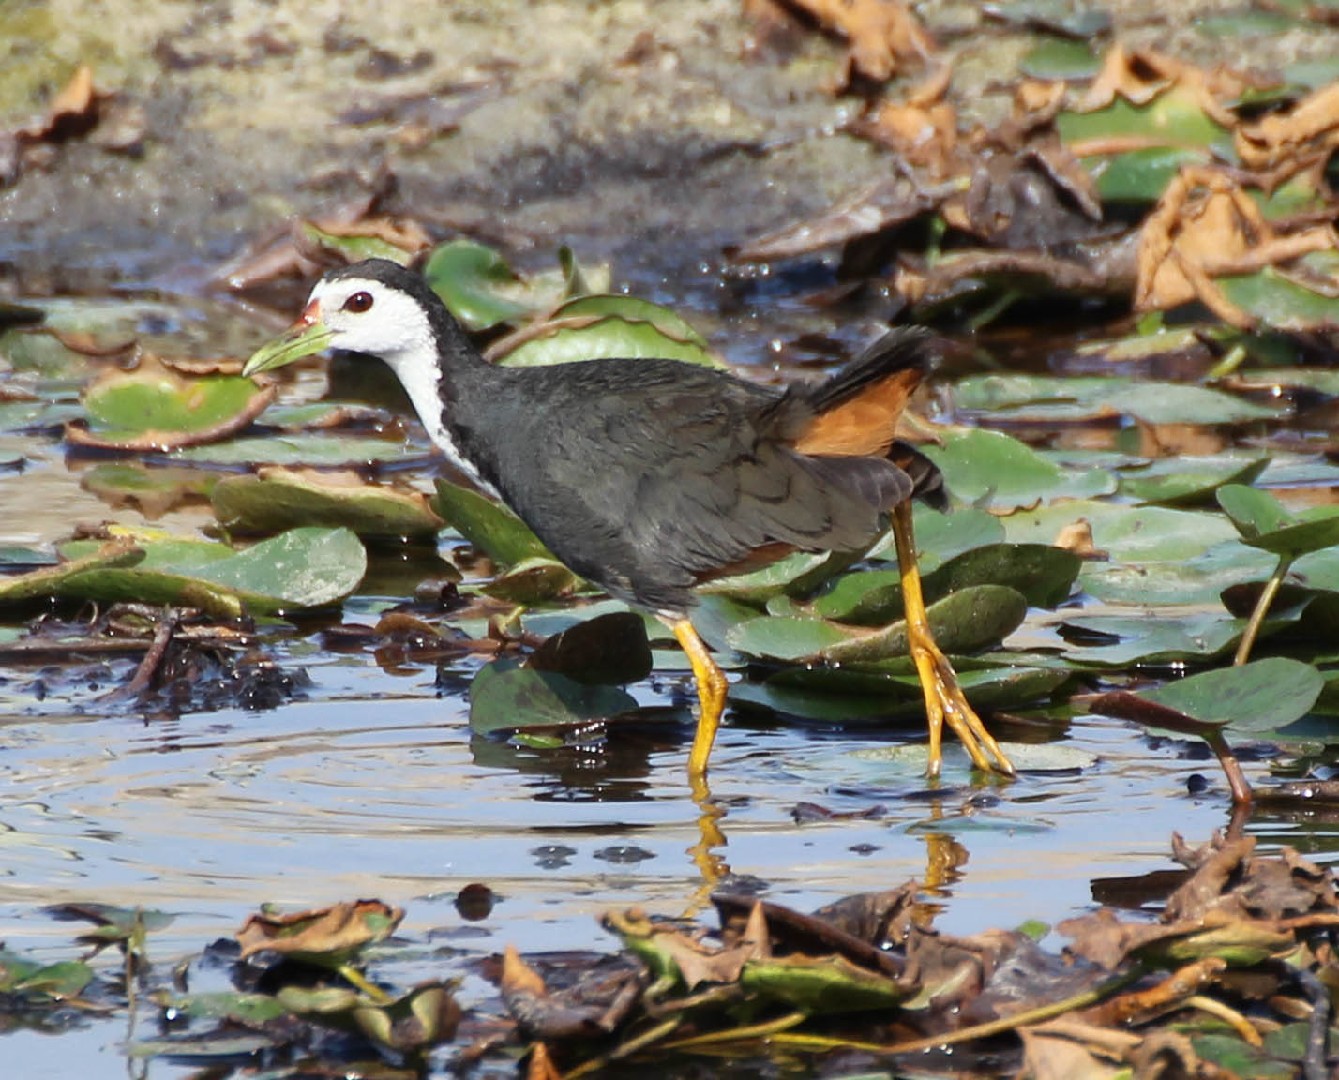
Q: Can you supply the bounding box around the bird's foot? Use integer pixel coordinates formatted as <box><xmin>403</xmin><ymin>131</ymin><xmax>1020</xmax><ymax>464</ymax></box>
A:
<box><xmin>909</xmin><ymin>633</ymin><xmax>1015</xmax><ymax>780</ymax></box>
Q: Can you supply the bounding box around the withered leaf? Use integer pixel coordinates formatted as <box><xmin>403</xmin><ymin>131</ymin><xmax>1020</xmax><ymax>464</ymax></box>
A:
<box><xmin>235</xmin><ymin>899</ymin><xmax>403</xmax><ymax>963</ymax></box>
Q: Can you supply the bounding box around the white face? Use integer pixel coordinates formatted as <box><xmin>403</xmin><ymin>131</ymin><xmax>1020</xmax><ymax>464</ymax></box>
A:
<box><xmin>308</xmin><ymin>276</ymin><xmax>436</xmax><ymax>376</ymax></box>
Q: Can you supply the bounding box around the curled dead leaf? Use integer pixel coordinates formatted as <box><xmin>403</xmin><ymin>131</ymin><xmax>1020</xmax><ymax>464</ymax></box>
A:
<box><xmin>235</xmin><ymin>899</ymin><xmax>403</xmax><ymax>963</ymax></box>
<box><xmin>779</xmin><ymin>0</ymin><xmax>934</xmax><ymax>86</ymax></box>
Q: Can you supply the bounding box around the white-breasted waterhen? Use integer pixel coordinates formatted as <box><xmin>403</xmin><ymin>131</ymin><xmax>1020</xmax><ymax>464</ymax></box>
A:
<box><xmin>243</xmin><ymin>259</ymin><xmax>1015</xmax><ymax>782</ymax></box>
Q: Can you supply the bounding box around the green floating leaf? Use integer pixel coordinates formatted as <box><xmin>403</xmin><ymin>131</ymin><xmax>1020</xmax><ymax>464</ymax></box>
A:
<box><xmin>528</xmin><ymin>610</ymin><xmax>652</xmax><ymax>685</ymax></box>
<box><xmin>47</xmin><ymin>527</ymin><xmax>366</xmax><ymax>617</ymax></box>
<box><xmin>854</xmin><ymin>740</ymin><xmax>1096</xmax><ymax>773</ymax></box>
<box><xmin>0</xmin><ymin>538</ymin><xmax>144</xmax><ymax>606</ymax></box>
<box><xmin>481</xmin><ymin>556</ymin><xmax>582</xmax><ymax>603</ymax></box>
<box><xmin>152</xmin><ymin>991</ymin><xmax>289</xmax><ymax>1025</ymax></box>
<box><xmin>742</xmin><ymin>954</ymin><xmax>907</xmax><ymax>1013</ymax></box>
<box><xmin>432</xmin><ymin>477</ymin><xmax>552</xmax><ymax>567</ymax></box>
<box><xmin>299</xmin><ymin>221</ymin><xmax>418</xmax><ymax>265</ymax></box>
<box><xmin>952</xmin><ymin>373</ymin><xmax>1281</xmax><ymax>425</ymax></box>
<box><xmin>924</xmin><ymin>429</ymin><xmax>1116</xmax><ymax>511</ymax></box>
<box><xmin>0</xmin><ymin>949</ymin><xmax>94</xmax><ymax>999</ymax></box>
<box><xmin>423</xmin><ymin>239</ymin><xmax>607</xmax><ymax>332</ymax></box>
<box><xmin>729</xmin><ymin>584</ymin><xmax>1027</xmax><ymax>665</ymax></box>
<box><xmin>733</xmin><ymin>663</ymin><xmax>1070</xmax><ymax>722</ymax></box>
<box><xmin>81</xmin><ymin>463</ymin><xmax>218</xmax><ymax>517</ymax></box>
<box><xmin>212</xmin><ymin>468</ymin><xmax>443</xmax><ymax>539</ymax></box>
<box><xmin>1093</xmin><ymin>658</ymin><xmax>1323</xmax><ymax>736</ymax></box>
<box><xmin>74</xmin><ymin>357</ymin><xmax>274</xmax><ymax>449</ymax></box>
<box><xmin>1218</xmin><ymin>484</ymin><xmax>1339</xmax><ymax>558</ymax></box>
<box><xmin>1192</xmin><ymin>1034</ymin><xmax>1297</xmax><ymax>1080</ymax></box>
<box><xmin>1218</xmin><ymin>257</ymin><xmax>1339</xmax><ymax>332</ymax></box>
<box><xmin>1057</xmin><ymin>86</ymin><xmax>1229</xmax><ymax>149</ymax></box>
<box><xmin>1004</xmin><ymin>500</ymin><xmax>1240</xmax><ymax>562</ymax></box>
<box><xmin>1119</xmin><ymin>453</ymin><xmax>1270</xmax><ymax>506</ymax></box>
<box><xmin>423</xmin><ymin>239</ymin><xmax>534</xmax><ymax>331</ymax></box>
<box><xmin>1086</xmin><ymin>146</ymin><xmax>1212</xmax><ymax>202</ymax></box>
<box><xmin>493</xmin><ymin>295</ymin><xmax>722</xmax><ymax>370</ymax></box>
<box><xmin>1059</xmin><ymin>611</ymin><xmax>1244</xmax><ymax>666</ymax></box>
<box><xmin>1081</xmin><ymin>541</ymin><xmax>1276</xmax><ymax>607</ymax></box>
<box><xmin>1019</xmin><ymin>37</ymin><xmax>1101</xmax><ymax>81</ymax></box>
<box><xmin>468</xmin><ymin>658</ymin><xmax>637</xmax><ymax>736</ymax></box>
<box><xmin>867</xmin><ymin>504</ymin><xmax>1004</xmax><ymax>573</ymax></box>
<box><xmin>697</xmin><ymin>550</ymin><xmax>857</xmax><ymax>605</ymax></box>
<box><xmin>171</xmin><ymin>433</ymin><xmax>424</xmax><ymax>467</ymax></box>
<box><xmin>815</xmin><ymin>543</ymin><xmax>1078</xmax><ymax>623</ymax></box>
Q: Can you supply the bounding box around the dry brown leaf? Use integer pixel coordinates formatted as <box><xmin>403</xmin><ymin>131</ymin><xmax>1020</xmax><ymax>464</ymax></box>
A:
<box><xmin>783</xmin><ymin>0</ymin><xmax>934</xmax><ymax>85</ymax></box>
<box><xmin>857</xmin><ymin>68</ymin><xmax>957</xmax><ymax>177</ymax></box>
<box><xmin>1237</xmin><ymin>81</ymin><xmax>1339</xmax><ymax>176</ymax></box>
<box><xmin>525</xmin><ymin>1041</ymin><xmax>562</xmax><ymax>1080</ymax></box>
<box><xmin>1018</xmin><ymin>1024</ymin><xmax>1124</xmax><ymax>1080</ymax></box>
<box><xmin>1076</xmin><ymin>45</ymin><xmax>1258</xmax><ymax>128</ymax></box>
<box><xmin>502</xmin><ymin>944</ymin><xmax>548</xmax><ymax>998</ymax></box>
<box><xmin>1135</xmin><ymin>166</ymin><xmax>1339</xmax><ymax>327</ymax></box>
<box><xmin>1053</xmin><ymin>518</ymin><xmax>1106</xmax><ymax>560</ymax></box>
<box><xmin>235</xmin><ymin>899</ymin><xmax>404</xmax><ymax>961</ymax></box>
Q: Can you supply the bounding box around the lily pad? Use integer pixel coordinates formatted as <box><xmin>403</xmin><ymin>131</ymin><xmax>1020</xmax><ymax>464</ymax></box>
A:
<box><xmin>728</xmin><ymin>584</ymin><xmax>1028</xmax><ymax>664</ymax></box>
<box><xmin>1218</xmin><ymin>254</ymin><xmax>1339</xmax><ymax>332</ymax></box>
<box><xmin>1218</xmin><ymin>484</ymin><xmax>1339</xmax><ymax>558</ymax></box>
<box><xmin>69</xmin><ymin>355</ymin><xmax>276</xmax><ymax>450</ymax></box>
<box><xmin>46</xmin><ymin>527</ymin><xmax>366</xmax><ymax>618</ymax></box>
<box><xmin>952</xmin><ymin>374</ymin><xmax>1281</xmax><ymax>425</ymax></box>
<box><xmin>468</xmin><ymin>657</ymin><xmax>638</xmax><ymax>736</ymax></box>
<box><xmin>81</xmin><ymin>462</ymin><xmax>218</xmax><ymax>517</ymax></box>
<box><xmin>1086</xmin><ymin>147</ymin><xmax>1213</xmax><ymax>202</ymax></box>
<box><xmin>212</xmin><ymin>468</ymin><xmax>443</xmax><ymax>539</ymax></box>
<box><xmin>170</xmin><ymin>433</ymin><xmax>424</xmax><ymax>467</ymax></box>
<box><xmin>1080</xmin><ymin>541</ymin><xmax>1276</xmax><ymax>606</ymax></box>
<box><xmin>1119</xmin><ymin>454</ymin><xmax>1270</xmax><ymax>505</ymax></box>
<box><xmin>1057</xmin><ymin>610</ymin><xmax>1244</xmax><ymax>666</ymax></box>
<box><xmin>1092</xmin><ymin>657</ymin><xmax>1323</xmax><ymax>735</ymax></box>
<box><xmin>423</xmin><ymin>239</ymin><xmax>605</xmax><ymax>332</ymax></box>
<box><xmin>1003</xmin><ymin>500</ymin><xmax>1241</xmax><ymax>562</ymax></box>
<box><xmin>697</xmin><ymin>550</ymin><xmax>858</xmax><ymax>604</ymax></box>
<box><xmin>528</xmin><ymin>610</ymin><xmax>653</xmax><ymax>685</ymax></box>
<box><xmin>1058</xmin><ymin>86</ymin><xmax>1230</xmax><ymax>150</ymax></box>
<box><xmin>866</xmin><ymin>505</ymin><xmax>1005</xmax><ymax>572</ymax></box>
<box><xmin>490</xmin><ymin>295</ymin><xmax>722</xmax><ymax>370</ymax></box>
<box><xmin>814</xmin><ymin>543</ymin><xmax>1079</xmax><ymax>623</ymax></box>
<box><xmin>923</xmin><ymin>429</ymin><xmax>1116</xmax><ymax>511</ymax></box>
<box><xmin>481</xmin><ymin>556</ymin><xmax>582</xmax><ymax>603</ymax></box>
<box><xmin>299</xmin><ymin>221</ymin><xmax>419</xmax><ymax>266</ymax></box>
<box><xmin>432</xmin><ymin>477</ymin><xmax>552</xmax><ymax>566</ymax></box>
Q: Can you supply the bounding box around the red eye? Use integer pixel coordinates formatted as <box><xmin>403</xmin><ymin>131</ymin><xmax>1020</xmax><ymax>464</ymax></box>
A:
<box><xmin>342</xmin><ymin>291</ymin><xmax>373</xmax><ymax>313</ymax></box>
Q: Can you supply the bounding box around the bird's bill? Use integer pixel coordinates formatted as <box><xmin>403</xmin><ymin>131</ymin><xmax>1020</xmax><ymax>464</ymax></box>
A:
<box><xmin>242</xmin><ymin>301</ymin><xmax>336</xmax><ymax>376</ymax></box>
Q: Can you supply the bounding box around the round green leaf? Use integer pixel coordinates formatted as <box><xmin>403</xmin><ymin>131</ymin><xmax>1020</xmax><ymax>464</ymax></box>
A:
<box><xmin>432</xmin><ymin>477</ymin><xmax>552</xmax><ymax>567</ymax></box>
<box><xmin>468</xmin><ymin>658</ymin><xmax>638</xmax><ymax>735</ymax></box>
<box><xmin>1097</xmin><ymin>657</ymin><xmax>1323</xmax><ymax>734</ymax></box>
<box><xmin>925</xmin><ymin>429</ymin><xmax>1116</xmax><ymax>511</ymax></box>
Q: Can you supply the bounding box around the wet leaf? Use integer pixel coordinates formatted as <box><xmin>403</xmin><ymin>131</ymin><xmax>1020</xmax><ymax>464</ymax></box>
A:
<box><xmin>1003</xmin><ymin>501</ymin><xmax>1240</xmax><ymax>562</ymax></box>
<box><xmin>70</xmin><ymin>355</ymin><xmax>276</xmax><ymax>450</ymax></box>
<box><xmin>153</xmin><ymin>990</ymin><xmax>289</xmax><ymax>1025</ymax></box>
<box><xmin>728</xmin><ymin>584</ymin><xmax>1027</xmax><ymax>664</ymax></box>
<box><xmin>0</xmin><ymin>537</ymin><xmax>144</xmax><ymax>606</ymax></box>
<box><xmin>1218</xmin><ymin>257</ymin><xmax>1339</xmax><ymax>331</ymax></box>
<box><xmin>490</xmin><ymin>303</ymin><xmax>721</xmax><ymax>370</ymax></box>
<box><xmin>1019</xmin><ymin>38</ymin><xmax>1101</xmax><ymax>82</ymax></box>
<box><xmin>51</xmin><ymin>527</ymin><xmax>366</xmax><ymax>617</ymax></box>
<box><xmin>814</xmin><ymin>543</ymin><xmax>1078</xmax><ymax>623</ymax></box>
<box><xmin>212</xmin><ymin>468</ymin><xmax>443</xmax><ymax>538</ymax></box>
<box><xmin>298</xmin><ymin>220</ymin><xmax>422</xmax><ymax>266</ymax></box>
<box><xmin>696</xmin><ymin>550</ymin><xmax>857</xmax><ymax>604</ymax></box>
<box><xmin>432</xmin><ymin>477</ymin><xmax>552</xmax><ymax>566</ymax></box>
<box><xmin>853</xmin><ymin>740</ymin><xmax>1096</xmax><ymax>773</ymax></box>
<box><xmin>741</xmin><ymin>953</ymin><xmax>907</xmax><ymax>1013</ymax></box>
<box><xmin>1093</xmin><ymin>657</ymin><xmax>1324</xmax><ymax>735</ymax></box>
<box><xmin>867</xmin><ymin>505</ymin><xmax>1005</xmax><ymax>573</ymax></box>
<box><xmin>236</xmin><ymin>899</ymin><xmax>403</xmax><ymax>965</ymax></box>
<box><xmin>1058</xmin><ymin>611</ymin><xmax>1244</xmax><ymax>666</ymax></box>
<box><xmin>1119</xmin><ymin>454</ymin><xmax>1270</xmax><ymax>506</ymax></box>
<box><xmin>481</xmin><ymin>556</ymin><xmax>582</xmax><ymax>603</ymax></box>
<box><xmin>528</xmin><ymin>611</ymin><xmax>653</xmax><ymax>685</ymax></box>
<box><xmin>924</xmin><ymin>429</ymin><xmax>1116</xmax><ymax>511</ymax></box>
<box><xmin>0</xmin><ymin>949</ymin><xmax>94</xmax><ymax>999</ymax></box>
<box><xmin>423</xmin><ymin>239</ymin><xmax>602</xmax><ymax>332</ymax></box>
<box><xmin>469</xmin><ymin>658</ymin><xmax>637</xmax><ymax>736</ymax></box>
<box><xmin>1218</xmin><ymin>484</ymin><xmax>1339</xmax><ymax>557</ymax></box>
<box><xmin>170</xmin><ymin>433</ymin><xmax>425</xmax><ymax>467</ymax></box>
<box><xmin>952</xmin><ymin>373</ymin><xmax>1281</xmax><ymax>425</ymax></box>
<box><xmin>1087</xmin><ymin>146</ymin><xmax>1212</xmax><ymax>202</ymax></box>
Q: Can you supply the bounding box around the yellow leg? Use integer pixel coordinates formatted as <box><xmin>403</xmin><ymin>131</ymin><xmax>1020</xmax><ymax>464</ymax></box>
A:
<box><xmin>672</xmin><ymin>618</ymin><xmax>729</xmax><ymax>778</ymax></box>
<box><xmin>892</xmin><ymin>502</ymin><xmax>1015</xmax><ymax>779</ymax></box>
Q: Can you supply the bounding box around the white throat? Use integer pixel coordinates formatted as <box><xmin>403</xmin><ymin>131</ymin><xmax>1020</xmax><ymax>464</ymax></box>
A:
<box><xmin>383</xmin><ymin>344</ymin><xmax>499</xmax><ymax>498</ymax></box>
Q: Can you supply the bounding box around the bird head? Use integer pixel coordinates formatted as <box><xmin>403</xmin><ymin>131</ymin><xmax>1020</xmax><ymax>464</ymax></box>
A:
<box><xmin>243</xmin><ymin>259</ymin><xmax>440</xmax><ymax>379</ymax></box>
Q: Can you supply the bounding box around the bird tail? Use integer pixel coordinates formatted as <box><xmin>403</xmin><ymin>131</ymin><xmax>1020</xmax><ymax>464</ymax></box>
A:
<box><xmin>791</xmin><ymin>327</ymin><xmax>935</xmax><ymax>460</ymax></box>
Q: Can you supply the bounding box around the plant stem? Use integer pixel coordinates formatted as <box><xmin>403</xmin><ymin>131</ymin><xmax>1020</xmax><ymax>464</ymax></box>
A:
<box><xmin>1234</xmin><ymin>555</ymin><xmax>1291</xmax><ymax>666</ymax></box>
